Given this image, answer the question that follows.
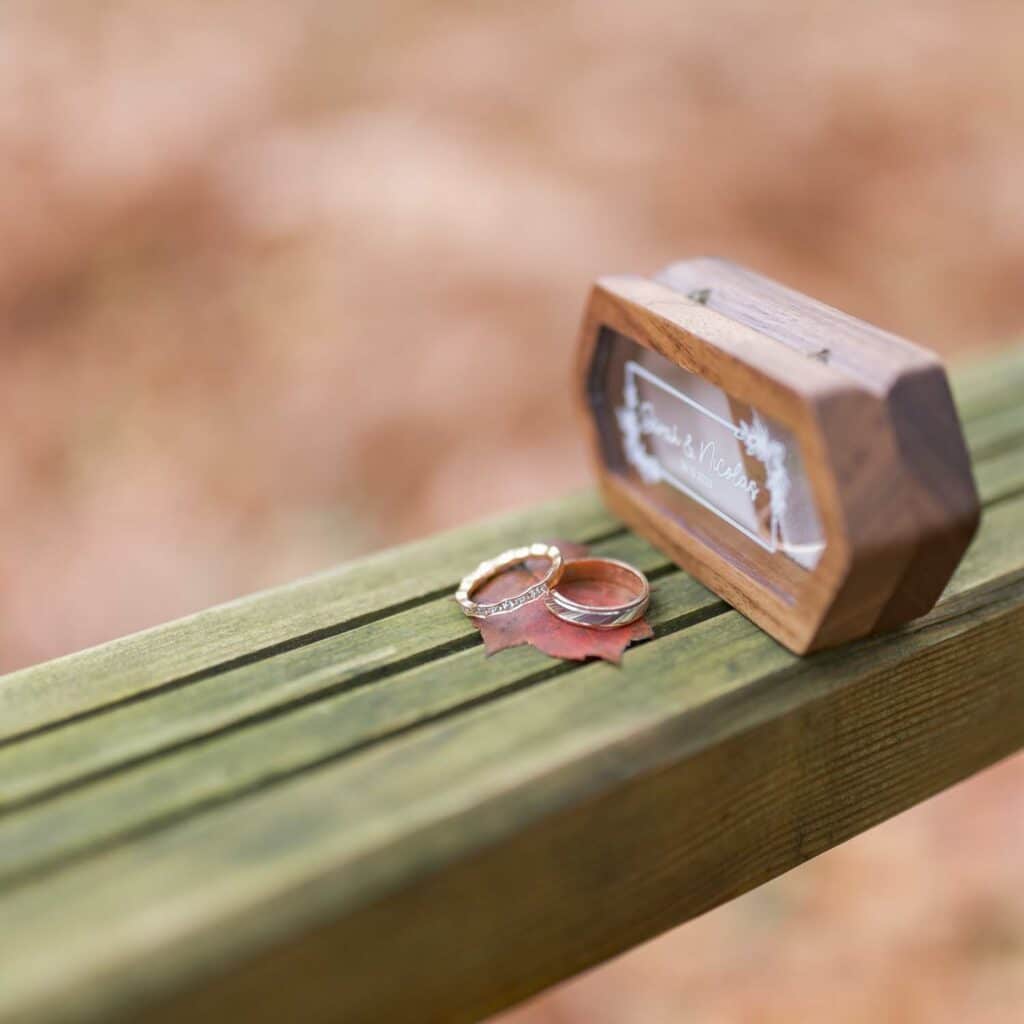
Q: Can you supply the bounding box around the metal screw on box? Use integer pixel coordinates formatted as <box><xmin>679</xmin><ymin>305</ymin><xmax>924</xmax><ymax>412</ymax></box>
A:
<box><xmin>577</xmin><ymin>257</ymin><xmax>981</xmax><ymax>654</ymax></box>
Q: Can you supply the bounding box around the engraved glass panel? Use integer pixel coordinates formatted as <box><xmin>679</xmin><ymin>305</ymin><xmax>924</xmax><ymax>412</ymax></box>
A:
<box><xmin>589</xmin><ymin>330</ymin><xmax>826</xmax><ymax>571</ymax></box>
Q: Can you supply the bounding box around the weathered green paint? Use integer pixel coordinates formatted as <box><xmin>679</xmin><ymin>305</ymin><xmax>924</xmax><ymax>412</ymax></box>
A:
<box><xmin>0</xmin><ymin>493</ymin><xmax>621</xmax><ymax>741</ymax></box>
<box><xmin>0</xmin><ymin>531</ymin><xmax>688</xmax><ymax>812</ymax></box>
<box><xmin>0</xmin><ymin>346</ymin><xmax>1021</xmax><ymax>1024</ymax></box>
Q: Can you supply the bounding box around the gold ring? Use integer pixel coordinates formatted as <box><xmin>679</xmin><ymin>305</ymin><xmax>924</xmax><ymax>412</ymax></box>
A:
<box><xmin>456</xmin><ymin>544</ymin><xmax>564</xmax><ymax>619</ymax></box>
<box><xmin>544</xmin><ymin>557</ymin><xmax>650</xmax><ymax>629</ymax></box>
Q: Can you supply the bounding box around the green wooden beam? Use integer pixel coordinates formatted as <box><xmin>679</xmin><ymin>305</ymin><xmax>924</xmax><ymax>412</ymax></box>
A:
<box><xmin>0</xmin><ymin>345</ymin><xmax>1021</xmax><ymax>1024</ymax></box>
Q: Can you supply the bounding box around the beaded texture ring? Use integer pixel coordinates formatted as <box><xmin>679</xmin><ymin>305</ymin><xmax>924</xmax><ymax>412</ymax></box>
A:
<box><xmin>456</xmin><ymin>544</ymin><xmax>564</xmax><ymax>619</ymax></box>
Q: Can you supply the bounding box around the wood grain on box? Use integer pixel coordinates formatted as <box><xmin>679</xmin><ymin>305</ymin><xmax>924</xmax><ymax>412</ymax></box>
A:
<box><xmin>578</xmin><ymin>258</ymin><xmax>981</xmax><ymax>653</ymax></box>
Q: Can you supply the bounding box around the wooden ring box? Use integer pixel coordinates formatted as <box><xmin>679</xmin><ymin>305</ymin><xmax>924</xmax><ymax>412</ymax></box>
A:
<box><xmin>578</xmin><ymin>258</ymin><xmax>981</xmax><ymax>654</ymax></box>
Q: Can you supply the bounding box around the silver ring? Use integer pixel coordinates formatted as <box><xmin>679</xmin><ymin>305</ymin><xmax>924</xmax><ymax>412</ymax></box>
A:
<box><xmin>544</xmin><ymin>557</ymin><xmax>650</xmax><ymax>630</ymax></box>
<box><xmin>456</xmin><ymin>544</ymin><xmax>564</xmax><ymax>619</ymax></box>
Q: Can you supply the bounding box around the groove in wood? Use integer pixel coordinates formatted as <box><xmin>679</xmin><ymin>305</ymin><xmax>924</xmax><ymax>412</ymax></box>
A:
<box><xmin>0</xmin><ymin>344</ymin><xmax>1020</xmax><ymax>1024</ymax></box>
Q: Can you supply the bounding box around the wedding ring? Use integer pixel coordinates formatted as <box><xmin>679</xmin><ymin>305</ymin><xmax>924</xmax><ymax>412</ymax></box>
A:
<box><xmin>456</xmin><ymin>543</ymin><xmax>564</xmax><ymax>619</ymax></box>
<box><xmin>544</xmin><ymin>557</ymin><xmax>650</xmax><ymax>629</ymax></box>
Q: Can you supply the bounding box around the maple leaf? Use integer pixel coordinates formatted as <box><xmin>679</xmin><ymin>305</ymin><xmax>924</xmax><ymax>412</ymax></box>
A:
<box><xmin>464</xmin><ymin>539</ymin><xmax>653</xmax><ymax>664</ymax></box>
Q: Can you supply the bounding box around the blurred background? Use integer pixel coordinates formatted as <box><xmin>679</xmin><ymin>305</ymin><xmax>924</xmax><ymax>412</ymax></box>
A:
<box><xmin>1</xmin><ymin>0</ymin><xmax>1021</xmax><ymax>1019</ymax></box>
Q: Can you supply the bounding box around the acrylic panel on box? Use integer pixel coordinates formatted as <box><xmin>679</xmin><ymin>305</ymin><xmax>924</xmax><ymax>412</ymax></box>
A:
<box><xmin>589</xmin><ymin>330</ymin><xmax>826</xmax><ymax>573</ymax></box>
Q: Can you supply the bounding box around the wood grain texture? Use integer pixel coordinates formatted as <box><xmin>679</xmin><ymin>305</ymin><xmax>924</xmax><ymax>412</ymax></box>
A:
<box><xmin>579</xmin><ymin>260</ymin><xmax>981</xmax><ymax>652</ymax></box>
<box><xmin>0</xmin><ymin>492</ymin><xmax>620</xmax><ymax>743</ymax></box>
<box><xmin>0</xmin><ymin>345</ymin><xmax>1020</xmax><ymax>1024</ymax></box>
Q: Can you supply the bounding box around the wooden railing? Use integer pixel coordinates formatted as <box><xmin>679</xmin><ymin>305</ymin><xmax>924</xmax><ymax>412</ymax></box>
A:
<box><xmin>0</xmin><ymin>345</ymin><xmax>1022</xmax><ymax>1023</ymax></box>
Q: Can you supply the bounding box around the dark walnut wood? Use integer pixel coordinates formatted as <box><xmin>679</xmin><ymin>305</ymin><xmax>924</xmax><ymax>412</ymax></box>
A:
<box><xmin>577</xmin><ymin>258</ymin><xmax>981</xmax><ymax>653</ymax></box>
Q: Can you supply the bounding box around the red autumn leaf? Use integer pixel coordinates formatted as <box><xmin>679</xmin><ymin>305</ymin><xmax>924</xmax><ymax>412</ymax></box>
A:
<box><xmin>465</xmin><ymin>539</ymin><xmax>653</xmax><ymax>664</ymax></box>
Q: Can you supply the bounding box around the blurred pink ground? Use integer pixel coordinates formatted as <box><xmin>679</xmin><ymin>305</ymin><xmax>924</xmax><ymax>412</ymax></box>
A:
<box><xmin>0</xmin><ymin>1</ymin><xmax>1021</xmax><ymax>1019</ymax></box>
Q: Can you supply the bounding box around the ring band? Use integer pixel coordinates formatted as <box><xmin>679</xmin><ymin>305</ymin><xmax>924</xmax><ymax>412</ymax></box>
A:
<box><xmin>544</xmin><ymin>557</ymin><xmax>650</xmax><ymax>629</ymax></box>
<box><xmin>456</xmin><ymin>543</ymin><xmax>564</xmax><ymax>619</ymax></box>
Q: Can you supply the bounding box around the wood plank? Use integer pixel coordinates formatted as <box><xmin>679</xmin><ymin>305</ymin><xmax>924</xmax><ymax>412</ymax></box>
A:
<box><xmin>1</xmin><ymin>383</ymin><xmax>1021</xmax><ymax>819</ymax></box>
<box><xmin>949</xmin><ymin>342</ymin><xmax>1024</xmax><ymax>417</ymax></box>
<box><xmin>0</xmin><ymin>366</ymin><xmax>1018</xmax><ymax>887</ymax></box>
<box><xmin>0</xmin><ymin>386</ymin><xmax>1020</xmax><ymax>868</ymax></box>
<box><xmin>0</xmin><ymin>492</ymin><xmax>620</xmax><ymax>743</ymax></box>
<box><xmin>0</xmin><ymin>345</ymin><xmax>1019</xmax><ymax>1023</ymax></box>
<box><xmin>0</xmin><ymin>532</ymin><xmax>689</xmax><ymax>812</ymax></box>
<box><xmin>0</xmin><ymin>567</ymin><xmax>719</xmax><ymax>886</ymax></box>
<box><xmin>966</xmin><ymin>402</ymin><xmax>1024</xmax><ymax>459</ymax></box>
<box><xmin>0</xmin><ymin>487</ymin><xmax>1020</xmax><ymax>1024</ymax></box>
<box><xmin>973</xmin><ymin>444</ymin><xmax>1024</xmax><ymax>506</ymax></box>
<box><xmin>0</xmin><ymin>345</ymin><xmax>1017</xmax><ymax>744</ymax></box>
